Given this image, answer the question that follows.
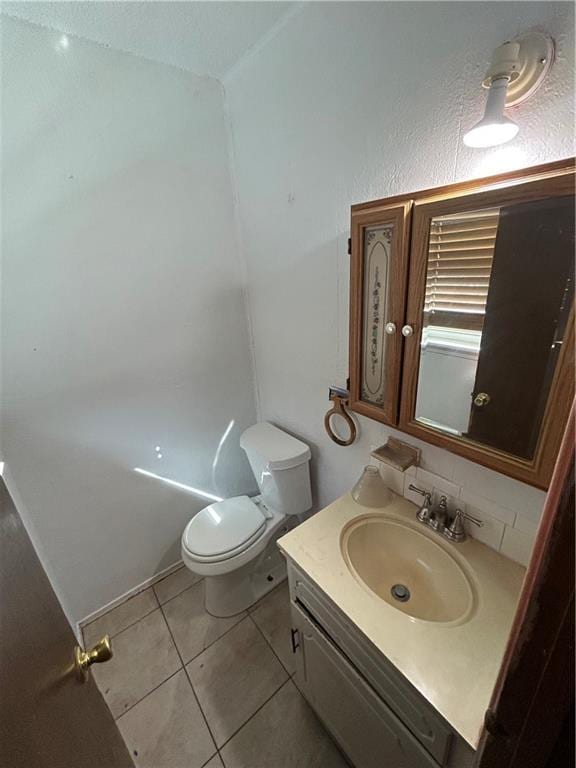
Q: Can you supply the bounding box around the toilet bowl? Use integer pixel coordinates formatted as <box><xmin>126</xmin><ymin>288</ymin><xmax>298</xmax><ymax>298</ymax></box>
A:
<box><xmin>181</xmin><ymin>422</ymin><xmax>312</xmax><ymax>616</ymax></box>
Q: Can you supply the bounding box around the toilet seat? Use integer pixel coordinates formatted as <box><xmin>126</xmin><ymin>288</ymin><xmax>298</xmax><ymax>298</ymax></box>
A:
<box><xmin>183</xmin><ymin>495</ymin><xmax>267</xmax><ymax>562</ymax></box>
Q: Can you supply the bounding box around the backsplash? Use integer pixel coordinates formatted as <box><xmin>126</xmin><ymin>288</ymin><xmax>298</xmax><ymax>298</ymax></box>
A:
<box><xmin>376</xmin><ymin>458</ymin><xmax>544</xmax><ymax>567</ymax></box>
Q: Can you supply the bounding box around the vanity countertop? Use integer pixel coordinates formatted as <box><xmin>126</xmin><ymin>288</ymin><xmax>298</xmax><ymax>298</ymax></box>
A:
<box><xmin>278</xmin><ymin>493</ymin><xmax>526</xmax><ymax>750</ymax></box>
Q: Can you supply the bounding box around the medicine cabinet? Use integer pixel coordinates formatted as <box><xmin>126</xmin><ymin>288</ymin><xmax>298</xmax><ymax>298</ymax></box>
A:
<box><xmin>349</xmin><ymin>159</ymin><xmax>575</xmax><ymax>488</ymax></box>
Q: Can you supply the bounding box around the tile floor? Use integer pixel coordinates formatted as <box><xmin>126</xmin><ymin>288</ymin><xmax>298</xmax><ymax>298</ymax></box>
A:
<box><xmin>84</xmin><ymin>566</ymin><xmax>349</xmax><ymax>768</ymax></box>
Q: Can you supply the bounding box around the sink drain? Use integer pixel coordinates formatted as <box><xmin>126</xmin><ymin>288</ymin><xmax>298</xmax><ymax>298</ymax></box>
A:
<box><xmin>391</xmin><ymin>584</ymin><xmax>411</xmax><ymax>603</ymax></box>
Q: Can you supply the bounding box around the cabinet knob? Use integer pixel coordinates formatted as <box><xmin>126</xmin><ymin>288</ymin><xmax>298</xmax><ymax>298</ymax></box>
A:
<box><xmin>401</xmin><ymin>325</ymin><xmax>414</xmax><ymax>337</ymax></box>
<box><xmin>385</xmin><ymin>322</ymin><xmax>397</xmax><ymax>335</ymax></box>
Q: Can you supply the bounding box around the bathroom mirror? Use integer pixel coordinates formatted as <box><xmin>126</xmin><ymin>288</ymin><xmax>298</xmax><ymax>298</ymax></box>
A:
<box><xmin>399</xmin><ymin>164</ymin><xmax>575</xmax><ymax>487</ymax></box>
<box><xmin>414</xmin><ymin>197</ymin><xmax>574</xmax><ymax>459</ymax></box>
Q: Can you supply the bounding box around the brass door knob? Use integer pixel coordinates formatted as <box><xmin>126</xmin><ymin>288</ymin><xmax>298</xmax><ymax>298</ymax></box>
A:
<box><xmin>473</xmin><ymin>392</ymin><xmax>491</xmax><ymax>407</ymax></box>
<box><xmin>75</xmin><ymin>635</ymin><xmax>113</xmax><ymax>680</ymax></box>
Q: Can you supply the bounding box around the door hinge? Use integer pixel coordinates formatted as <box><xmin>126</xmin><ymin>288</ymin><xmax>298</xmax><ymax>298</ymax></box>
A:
<box><xmin>347</xmin><ymin>237</ymin><xmax>352</xmax><ymax>256</ymax></box>
<box><xmin>484</xmin><ymin>708</ymin><xmax>510</xmax><ymax>741</ymax></box>
<box><xmin>290</xmin><ymin>628</ymin><xmax>300</xmax><ymax>653</ymax></box>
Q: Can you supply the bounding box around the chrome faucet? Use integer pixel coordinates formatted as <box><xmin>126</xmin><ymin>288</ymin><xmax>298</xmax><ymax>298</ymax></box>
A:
<box><xmin>409</xmin><ymin>486</ymin><xmax>483</xmax><ymax>543</ymax></box>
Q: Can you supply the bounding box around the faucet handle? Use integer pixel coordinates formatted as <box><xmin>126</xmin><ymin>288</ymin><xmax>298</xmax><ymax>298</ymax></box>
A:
<box><xmin>408</xmin><ymin>484</ymin><xmax>428</xmax><ymax>498</ymax></box>
<box><xmin>462</xmin><ymin>511</ymin><xmax>484</xmax><ymax>527</ymax></box>
<box><xmin>408</xmin><ymin>485</ymin><xmax>432</xmax><ymax>523</ymax></box>
<box><xmin>443</xmin><ymin>509</ymin><xmax>484</xmax><ymax>543</ymax></box>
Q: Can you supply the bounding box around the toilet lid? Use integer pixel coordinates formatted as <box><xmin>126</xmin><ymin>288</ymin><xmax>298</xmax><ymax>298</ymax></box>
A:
<box><xmin>183</xmin><ymin>495</ymin><xmax>266</xmax><ymax>559</ymax></box>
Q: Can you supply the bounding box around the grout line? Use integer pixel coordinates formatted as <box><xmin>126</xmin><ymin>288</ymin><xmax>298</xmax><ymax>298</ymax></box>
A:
<box><xmin>86</xmin><ymin>603</ymin><xmax>160</xmax><ymax>642</ymax></box>
<box><xmin>180</xmin><ymin>612</ymin><xmax>248</xmax><ymax>667</ymax></box>
<box><xmin>496</xmin><ymin>523</ymin><xmax>507</xmax><ymax>552</ymax></box>
<box><xmin>200</xmin><ymin>753</ymin><xmax>221</xmax><ymax>768</ymax></box>
<box><xmin>159</xmin><ymin>577</ymin><xmax>204</xmax><ymax>610</ymax></box>
<box><xmin>158</xmin><ymin>599</ymin><xmax>220</xmax><ymax>751</ymax></box>
<box><xmin>113</xmin><ymin>667</ymin><xmax>183</xmax><ymax>722</ymax></box>
<box><xmin>177</xmin><ymin>608</ymin><xmax>289</xmax><ymax>752</ymax></box>
<box><xmin>216</xmin><ymin>677</ymin><xmax>292</xmax><ymax>752</ymax></box>
<box><xmin>154</xmin><ymin>575</ymin><xmax>203</xmax><ymax>607</ymax></box>
<box><xmin>248</xmin><ymin>611</ymin><xmax>294</xmax><ymax>677</ymax></box>
<box><xmin>99</xmin><ymin>583</ymin><xmax>290</xmax><ymax>758</ymax></box>
<box><xmin>183</xmin><ymin>659</ymin><xmax>220</xmax><ymax>758</ymax></box>
<box><xmin>247</xmin><ymin>579</ymin><xmax>286</xmax><ymax>614</ymax></box>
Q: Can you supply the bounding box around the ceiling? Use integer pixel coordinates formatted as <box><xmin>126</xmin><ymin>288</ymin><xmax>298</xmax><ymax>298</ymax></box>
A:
<box><xmin>1</xmin><ymin>1</ymin><xmax>296</xmax><ymax>79</ymax></box>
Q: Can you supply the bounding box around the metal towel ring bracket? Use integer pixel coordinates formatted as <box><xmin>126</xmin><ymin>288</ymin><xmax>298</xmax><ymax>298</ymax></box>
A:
<box><xmin>324</xmin><ymin>387</ymin><xmax>357</xmax><ymax>447</ymax></box>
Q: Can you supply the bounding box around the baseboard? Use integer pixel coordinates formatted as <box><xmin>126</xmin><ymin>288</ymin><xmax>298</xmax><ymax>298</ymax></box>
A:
<box><xmin>77</xmin><ymin>559</ymin><xmax>184</xmax><ymax>633</ymax></box>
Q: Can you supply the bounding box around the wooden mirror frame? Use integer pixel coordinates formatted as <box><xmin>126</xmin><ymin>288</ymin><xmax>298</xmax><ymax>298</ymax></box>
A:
<box><xmin>349</xmin><ymin>158</ymin><xmax>575</xmax><ymax>489</ymax></box>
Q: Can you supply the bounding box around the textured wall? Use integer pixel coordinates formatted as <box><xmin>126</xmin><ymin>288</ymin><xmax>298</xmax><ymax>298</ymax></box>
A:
<box><xmin>1</xmin><ymin>3</ymin><xmax>574</xmax><ymax>622</ymax></box>
<box><xmin>225</xmin><ymin>2</ymin><xmax>574</xmax><ymax>546</ymax></box>
<box><xmin>1</xmin><ymin>17</ymin><xmax>257</xmax><ymax>623</ymax></box>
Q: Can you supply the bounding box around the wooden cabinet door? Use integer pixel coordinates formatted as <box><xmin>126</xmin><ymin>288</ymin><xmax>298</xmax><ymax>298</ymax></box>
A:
<box><xmin>349</xmin><ymin>202</ymin><xmax>412</xmax><ymax>425</ymax></box>
<box><xmin>0</xmin><ymin>479</ymin><xmax>134</xmax><ymax>768</ymax></box>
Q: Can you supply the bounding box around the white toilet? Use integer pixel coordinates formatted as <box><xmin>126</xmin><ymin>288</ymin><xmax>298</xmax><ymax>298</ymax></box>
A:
<box><xmin>181</xmin><ymin>422</ymin><xmax>312</xmax><ymax>617</ymax></box>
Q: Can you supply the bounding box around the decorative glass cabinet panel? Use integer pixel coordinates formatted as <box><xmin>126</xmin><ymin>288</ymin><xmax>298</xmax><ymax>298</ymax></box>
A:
<box><xmin>361</xmin><ymin>226</ymin><xmax>393</xmax><ymax>406</ymax></box>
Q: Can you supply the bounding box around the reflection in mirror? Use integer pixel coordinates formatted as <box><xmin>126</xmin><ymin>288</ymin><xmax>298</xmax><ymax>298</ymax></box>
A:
<box><xmin>361</xmin><ymin>226</ymin><xmax>393</xmax><ymax>406</ymax></box>
<box><xmin>415</xmin><ymin>197</ymin><xmax>574</xmax><ymax>459</ymax></box>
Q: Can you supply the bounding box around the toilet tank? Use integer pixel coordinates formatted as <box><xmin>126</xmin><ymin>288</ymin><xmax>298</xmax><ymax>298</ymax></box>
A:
<box><xmin>240</xmin><ymin>422</ymin><xmax>312</xmax><ymax>516</ymax></box>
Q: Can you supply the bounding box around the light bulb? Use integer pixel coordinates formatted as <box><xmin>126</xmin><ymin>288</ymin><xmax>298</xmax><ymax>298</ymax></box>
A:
<box><xmin>463</xmin><ymin>119</ymin><xmax>519</xmax><ymax>148</ymax></box>
<box><xmin>463</xmin><ymin>77</ymin><xmax>519</xmax><ymax>148</ymax></box>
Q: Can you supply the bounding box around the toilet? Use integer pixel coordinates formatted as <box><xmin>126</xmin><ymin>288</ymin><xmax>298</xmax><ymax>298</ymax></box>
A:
<box><xmin>181</xmin><ymin>422</ymin><xmax>312</xmax><ymax>617</ymax></box>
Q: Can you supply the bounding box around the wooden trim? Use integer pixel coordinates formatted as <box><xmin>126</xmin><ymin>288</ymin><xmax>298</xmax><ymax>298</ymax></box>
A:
<box><xmin>349</xmin><ymin>202</ymin><xmax>412</xmax><ymax>425</ymax></box>
<box><xmin>475</xmin><ymin>401</ymin><xmax>575</xmax><ymax>768</ymax></box>
<box><xmin>397</xmin><ymin>167</ymin><xmax>575</xmax><ymax>489</ymax></box>
<box><xmin>351</xmin><ymin>157</ymin><xmax>575</xmax><ymax>213</ymax></box>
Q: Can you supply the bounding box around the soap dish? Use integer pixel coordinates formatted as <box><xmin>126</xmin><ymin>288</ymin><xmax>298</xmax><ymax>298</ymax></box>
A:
<box><xmin>371</xmin><ymin>437</ymin><xmax>420</xmax><ymax>472</ymax></box>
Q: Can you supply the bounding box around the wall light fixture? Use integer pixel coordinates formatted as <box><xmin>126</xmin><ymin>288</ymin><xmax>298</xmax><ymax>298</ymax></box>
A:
<box><xmin>464</xmin><ymin>33</ymin><xmax>554</xmax><ymax>149</ymax></box>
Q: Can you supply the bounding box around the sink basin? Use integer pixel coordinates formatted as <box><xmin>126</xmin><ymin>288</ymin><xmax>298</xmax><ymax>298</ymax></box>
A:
<box><xmin>341</xmin><ymin>515</ymin><xmax>475</xmax><ymax>624</ymax></box>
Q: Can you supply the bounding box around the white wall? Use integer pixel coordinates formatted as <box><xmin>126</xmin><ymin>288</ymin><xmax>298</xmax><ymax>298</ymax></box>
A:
<box><xmin>225</xmin><ymin>3</ymin><xmax>574</xmax><ymax>546</ymax></box>
<box><xmin>0</xmin><ymin>17</ymin><xmax>257</xmax><ymax>624</ymax></box>
<box><xmin>1</xmin><ymin>3</ymin><xmax>574</xmax><ymax>622</ymax></box>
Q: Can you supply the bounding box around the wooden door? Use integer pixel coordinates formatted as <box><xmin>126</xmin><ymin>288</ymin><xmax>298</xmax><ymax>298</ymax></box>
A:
<box><xmin>474</xmin><ymin>402</ymin><xmax>575</xmax><ymax>768</ymax></box>
<box><xmin>0</xmin><ymin>478</ymin><xmax>134</xmax><ymax>768</ymax></box>
<box><xmin>466</xmin><ymin>195</ymin><xmax>574</xmax><ymax>458</ymax></box>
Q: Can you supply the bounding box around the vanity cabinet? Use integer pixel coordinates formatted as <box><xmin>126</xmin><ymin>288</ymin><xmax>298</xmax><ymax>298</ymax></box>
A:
<box><xmin>349</xmin><ymin>159</ymin><xmax>575</xmax><ymax>488</ymax></box>
<box><xmin>287</xmin><ymin>562</ymin><xmax>474</xmax><ymax>768</ymax></box>
<box><xmin>292</xmin><ymin>604</ymin><xmax>438</xmax><ymax>768</ymax></box>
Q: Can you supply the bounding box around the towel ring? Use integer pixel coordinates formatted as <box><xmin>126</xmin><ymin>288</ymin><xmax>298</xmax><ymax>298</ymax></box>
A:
<box><xmin>324</xmin><ymin>394</ymin><xmax>357</xmax><ymax>447</ymax></box>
